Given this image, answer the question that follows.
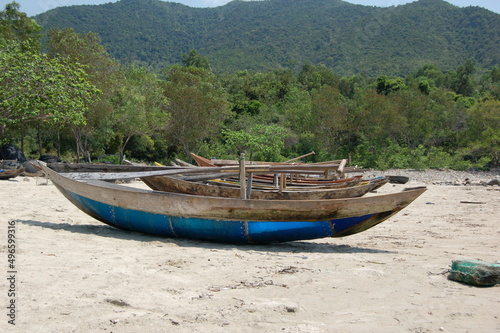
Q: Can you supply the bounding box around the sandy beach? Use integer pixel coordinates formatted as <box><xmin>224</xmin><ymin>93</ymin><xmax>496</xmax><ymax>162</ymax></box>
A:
<box><xmin>1</xmin><ymin>170</ymin><xmax>499</xmax><ymax>332</ymax></box>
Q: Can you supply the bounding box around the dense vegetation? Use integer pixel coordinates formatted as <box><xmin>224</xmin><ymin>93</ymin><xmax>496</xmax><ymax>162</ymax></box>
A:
<box><xmin>1</xmin><ymin>2</ymin><xmax>499</xmax><ymax>170</ymax></box>
<box><xmin>33</xmin><ymin>0</ymin><xmax>500</xmax><ymax>76</ymax></box>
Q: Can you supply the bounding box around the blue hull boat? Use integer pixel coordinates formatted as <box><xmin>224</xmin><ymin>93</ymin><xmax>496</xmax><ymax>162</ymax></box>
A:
<box><xmin>41</xmin><ymin>163</ymin><xmax>426</xmax><ymax>244</ymax></box>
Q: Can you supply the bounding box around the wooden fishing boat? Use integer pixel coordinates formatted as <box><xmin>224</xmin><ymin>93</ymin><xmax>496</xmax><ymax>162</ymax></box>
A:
<box><xmin>121</xmin><ymin>160</ymin><xmax>379</xmax><ymax>198</ymax></box>
<box><xmin>190</xmin><ymin>152</ymin><xmax>367</xmax><ymax>178</ymax></box>
<box><xmin>141</xmin><ymin>173</ymin><xmax>388</xmax><ymax>200</ymax></box>
<box><xmin>40</xmin><ymin>162</ymin><xmax>426</xmax><ymax>244</ymax></box>
<box><xmin>190</xmin><ymin>152</ymin><xmax>363</xmax><ymax>184</ymax></box>
<box><xmin>152</xmin><ymin>156</ymin><xmax>365</xmax><ymax>188</ymax></box>
<box><xmin>0</xmin><ymin>160</ymin><xmax>24</xmax><ymax>180</ymax></box>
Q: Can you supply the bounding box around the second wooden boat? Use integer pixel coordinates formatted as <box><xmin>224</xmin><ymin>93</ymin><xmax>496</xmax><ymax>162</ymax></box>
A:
<box><xmin>140</xmin><ymin>173</ymin><xmax>388</xmax><ymax>200</ymax></box>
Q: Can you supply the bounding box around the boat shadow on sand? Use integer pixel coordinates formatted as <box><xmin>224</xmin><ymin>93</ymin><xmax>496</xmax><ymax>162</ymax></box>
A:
<box><xmin>17</xmin><ymin>219</ymin><xmax>395</xmax><ymax>254</ymax></box>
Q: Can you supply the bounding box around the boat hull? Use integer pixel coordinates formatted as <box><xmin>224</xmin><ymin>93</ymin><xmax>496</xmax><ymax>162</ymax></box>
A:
<box><xmin>0</xmin><ymin>160</ymin><xmax>24</xmax><ymax>180</ymax></box>
<box><xmin>59</xmin><ymin>187</ymin><xmax>398</xmax><ymax>243</ymax></box>
<box><xmin>42</xmin><ymin>164</ymin><xmax>426</xmax><ymax>244</ymax></box>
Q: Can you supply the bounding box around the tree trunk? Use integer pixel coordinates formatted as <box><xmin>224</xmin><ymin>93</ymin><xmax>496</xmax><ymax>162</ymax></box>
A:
<box><xmin>20</xmin><ymin>124</ymin><xmax>24</xmax><ymax>152</ymax></box>
<box><xmin>73</xmin><ymin>127</ymin><xmax>82</xmax><ymax>163</ymax></box>
<box><xmin>37</xmin><ymin>124</ymin><xmax>43</xmax><ymax>157</ymax></box>
<box><xmin>84</xmin><ymin>130</ymin><xmax>91</xmax><ymax>162</ymax></box>
<box><xmin>119</xmin><ymin>136</ymin><xmax>132</xmax><ymax>164</ymax></box>
<box><xmin>57</xmin><ymin>130</ymin><xmax>61</xmax><ymax>158</ymax></box>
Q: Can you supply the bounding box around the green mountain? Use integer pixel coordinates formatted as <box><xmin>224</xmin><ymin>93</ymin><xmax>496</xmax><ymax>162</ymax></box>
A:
<box><xmin>34</xmin><ymin>0</ymin><xmax>500</xmax><ymax>75</ymax></box>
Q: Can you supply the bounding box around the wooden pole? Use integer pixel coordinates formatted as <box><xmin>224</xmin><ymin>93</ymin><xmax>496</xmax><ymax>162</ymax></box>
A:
<box><xmin>279</xmin><ymin>173</ymin><xmax>286</xmax><ymax>192</ymax></box>
<box><xmin>239</xmin><ymin>153</ymin><xmax>247</xmax><ymax>199</ymax></box>
<box><xmin>246</xmin><ymin>172</ymin><xmax>253</xmax><ymax>199</ymax></box>
<box><xmin>337</xmin><ymin>159</ymin><xmax>347</xmax><ymax>178</ymax></box>
<box><xmin>284</xmin><ymin>151</ymin><xmax>315</xmax><ymax>163</ymax></box>
<box><xmin>273</xmin><ymin>174</ymin><xmax>279</xmax><ymax>188</ymax></box>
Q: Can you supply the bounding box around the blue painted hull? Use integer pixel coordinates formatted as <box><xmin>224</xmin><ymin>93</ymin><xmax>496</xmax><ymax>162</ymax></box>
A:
<box><xmin>66</xmin><ymin>190</ymin><xmax>390</xmax><ymax>243</ymax></box>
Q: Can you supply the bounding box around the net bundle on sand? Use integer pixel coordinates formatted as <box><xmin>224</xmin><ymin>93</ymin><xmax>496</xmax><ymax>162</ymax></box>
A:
<box><xmin>448</xmin><ymin>259</ymin><xmax>500</xmax><ymax>287</ymax></box>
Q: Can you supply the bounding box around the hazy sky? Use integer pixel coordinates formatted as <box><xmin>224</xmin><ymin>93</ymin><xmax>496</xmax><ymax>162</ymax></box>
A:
<box><xmin>2</xmin><ymin>0</ymin><xmax>499</xmax><ymax>17</ymax></box>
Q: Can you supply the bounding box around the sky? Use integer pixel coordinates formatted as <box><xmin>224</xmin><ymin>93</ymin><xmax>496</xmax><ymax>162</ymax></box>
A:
<box><xmin>1</xmin><ymin>0</ymin><xmax>499</xmax><ymax>17</ymax></box>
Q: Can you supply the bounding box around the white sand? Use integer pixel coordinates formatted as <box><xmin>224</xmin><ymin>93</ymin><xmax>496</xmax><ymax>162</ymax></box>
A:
<box><xmin>0</xmin><ymin>174</ymin><xmax>499</xmax><ymax>332</ymax></box>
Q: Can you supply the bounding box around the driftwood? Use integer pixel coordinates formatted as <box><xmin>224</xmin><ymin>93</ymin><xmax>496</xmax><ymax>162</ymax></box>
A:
<box><xmin>460</xmin><ymin>201</ymin><xmax>486</xmax><ymax>204</ymax></box>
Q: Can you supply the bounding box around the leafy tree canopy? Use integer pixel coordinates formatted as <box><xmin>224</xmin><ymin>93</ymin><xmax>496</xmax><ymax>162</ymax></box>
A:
<box><xmin>0</xmin><ymin>46</ymin><xmax>100</xmax><ymax>127</ymax></box>
<box><xmin>0</xmin><ymin>2</ymin><xmax>42</xmax><ymax>51</ymax></box>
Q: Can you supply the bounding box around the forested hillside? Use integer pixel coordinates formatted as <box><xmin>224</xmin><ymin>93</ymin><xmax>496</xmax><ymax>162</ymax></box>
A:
<box><xmin>34</xmin><ymin>0</ymin><xmax>500</xmax><ymax>76</ymax></box>
<box><xmin>2</xmin><ymin>2</ymin><xmax>499</xmax><ymax>170</ymax></box>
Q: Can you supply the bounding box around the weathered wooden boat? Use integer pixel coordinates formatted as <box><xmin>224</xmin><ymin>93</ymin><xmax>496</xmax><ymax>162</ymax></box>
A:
<box><xmin>40</xmin><ymin>162</ymin><xmax>426</xmax><ymax>244</ymax></box>
<box><xmin>140</xmin><ymin>173</ymin><xmax>388</xmax><ymax>200</ymax></box>
<box><xmin>190</xmin><ymin>152</ymin><xmax>365</xmax><ymax>179</ymax></box>
<box><xmin>121</xmin><ymin>160</ymin><xmax>380</xmax><ymax>198</ymax></box>
<box><xmin>190</xmin><ymin>152</ymin><xmax>365</xmax><ymax>184</ymax></box>
<box><xmin>0</xmin><ymin>160</ymin><xmax>24</xmax><ymax>180</ymax></box>
<box><xmin>151</xmin><ymin>156</ymin><xmax>367</xmax><ymax>189</ymax></box>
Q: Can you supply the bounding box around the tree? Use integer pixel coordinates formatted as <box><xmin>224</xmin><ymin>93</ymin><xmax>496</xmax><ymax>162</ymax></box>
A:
<box><xmin>463</xmin><ymin>100</ymin><xmax>500</xmax><ymax>165</ymax></box>
<box><xmin>426</xmin><ymin>89</ymin><xmax>464</xmax><ymax>149</ymax></box>
<box><xmin>0</xmin><ymin>2</ymin><xmax>45</xmax><ymax>142</ymax></box>
<box><xmin>389</xmin><ymin>89</ymin><xmax>432</xmax><ymax>148</ymax></box>
<box><xmin>414</xmin><ymin>64</ymin><xmax>449</xmax><ymax>88</ymax></box>
<box><xmin>222</xmin><ymin>124</ymin><xmax>288</xmax><ymax>161</ymax></box>
<box><xmin>0</xmin><ymin>50</ymin><xmax>100</xmax><ymax>153</ymax></box>
<box><xmin>298</xmin><ymin>61</ymin><xmax>339</xmax><ymax>92</ymax></box>
<box><xmin>338</xmin><ymin>74</ymin><xmax>367</xmax><ymax>99</ymax></box>
<box><xmin>309</xmin><ymin>85</ymin><xmax>352</xmax><ymax>157</ymax></box>
<box><xmin>111</xmin><ymin>65</ymin><xmax>169</xmax><ymax>163</ymax></box>
<box><xmin>47</xmin><ymin>28</ymin><xmax>122</xmax><ymax>161</ymax></box>
<box><xmin>376</xmin><ymin>75</ymin><xmax>407</xmax><ymax>95</ymax></box>
<box><xmin>478</xmin><ymin>66</ymin><xmax>500</xmax><ymax>100</ymax></box>
<box><xmin>451</xmin><ymin>59</ymin><xmax>476</xmax><ymax>97</ymax></box>
<box><xmin>162</xmin><ymin>65</ymin><xmax>232</xmax><ymax>159</ymax></box>
<box><xmin>0</xmin><ymin>2</ymin><xmax>42</xmax><ymax>51</ymax></box>
<box><xmin>182</xmin><ymin>49</ymin><xmax>211</xmax><ymax>70</ymax></box>
<box><xmin>279</xmin><ymin>86</ymin><xmax>313</xmax><ymax>133</ymax></box>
